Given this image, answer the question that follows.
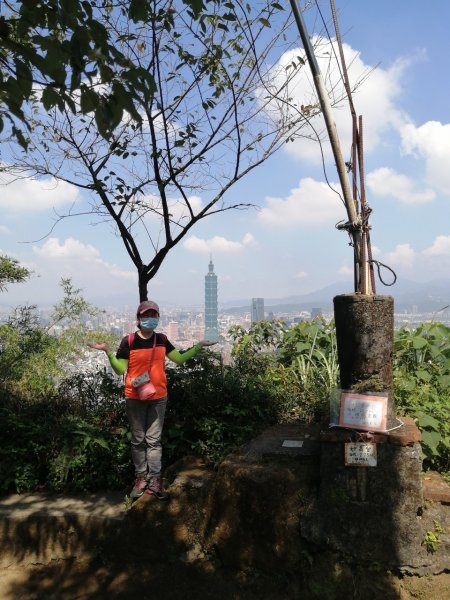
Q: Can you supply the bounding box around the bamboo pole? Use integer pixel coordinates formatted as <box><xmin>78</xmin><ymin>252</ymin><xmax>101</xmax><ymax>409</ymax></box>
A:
<box><xmin>289</xmin><ymin>0</ymin><xmax>361</xmax><ymax>290</ymax></box>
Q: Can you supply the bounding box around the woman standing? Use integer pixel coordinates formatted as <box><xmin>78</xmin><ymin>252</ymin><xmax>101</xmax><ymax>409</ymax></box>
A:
<box><xmin>89</xmin><ymin>300</ymin><xmax>216</xmax><ymax>500</ymax></box>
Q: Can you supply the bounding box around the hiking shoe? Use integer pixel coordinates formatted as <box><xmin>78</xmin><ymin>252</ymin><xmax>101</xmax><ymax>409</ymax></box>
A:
<box><xmin>146</xmin><ymin>475</ymin><xmax>170</xmax><ymax>501</ymax></box>
<box><xmin>130</xmin><ymin>475</ymin><xmax>148</xmax><ymax>499</ymax></box>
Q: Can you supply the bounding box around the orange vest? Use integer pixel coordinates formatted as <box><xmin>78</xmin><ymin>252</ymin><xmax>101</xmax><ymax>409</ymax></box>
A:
<box><xmin>125</xmin><ymin>334</ymin><xmax>168</xmax><ymax>400</ymax></box>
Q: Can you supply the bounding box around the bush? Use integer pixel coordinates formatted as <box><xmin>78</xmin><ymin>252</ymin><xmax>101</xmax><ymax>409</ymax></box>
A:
<box><xmin>0</xmin><ymin>371</ymin><xmax>131</xmax><ymax>493</ymax></box>
<box><xmin>393</xmin><ymin>323</ymin><xmax>450</xmax><ymax>473</ymax></box>
<box><xmin>164</xmin><ymin>351</ymin><xmax>277</xmax><ymax>465</ymax></box>
<box><xmin>2</xmin><ymin>313</ymin><xmax>449</xmax><ymax>495</ymax></box>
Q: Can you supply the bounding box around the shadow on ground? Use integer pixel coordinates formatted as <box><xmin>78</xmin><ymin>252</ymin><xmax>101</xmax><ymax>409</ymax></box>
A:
<box><xmin>1</xmin><ymin>424</ymin><xmax>450</xmax><ymax>600</ymax></box>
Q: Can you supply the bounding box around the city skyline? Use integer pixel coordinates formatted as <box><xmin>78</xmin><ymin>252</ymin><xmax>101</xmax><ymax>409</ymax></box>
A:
<box><xmin>2</xmin><ymin>2</ymin><xmax>450</xmax><ymax>307</ymax></box>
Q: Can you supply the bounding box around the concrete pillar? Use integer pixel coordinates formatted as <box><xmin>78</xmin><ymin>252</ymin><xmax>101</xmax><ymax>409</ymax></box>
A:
<box><xmin>333</xmin><ymin>294</ymin><xmax>395</xmax><ymax>428</ymax></box>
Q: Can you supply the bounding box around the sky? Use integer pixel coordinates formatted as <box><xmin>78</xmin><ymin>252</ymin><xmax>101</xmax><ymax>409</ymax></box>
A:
<box><xmin>2</xmin><ymin>0</ymin><xmax>450</xmax><ymax>309</ymax></box>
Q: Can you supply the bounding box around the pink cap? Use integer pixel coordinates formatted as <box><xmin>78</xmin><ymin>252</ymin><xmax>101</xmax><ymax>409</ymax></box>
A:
<box><xmin>137</xmin><ymin>300</ymin><xmax>160</xmax><ymax>315</ymax></box>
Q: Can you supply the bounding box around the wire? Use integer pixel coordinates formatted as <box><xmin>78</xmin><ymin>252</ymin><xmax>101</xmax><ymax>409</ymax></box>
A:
<box><xmin>369</xmin><ymin>260</ymin><xmax>397</xmax><ymax>286</ymax></box>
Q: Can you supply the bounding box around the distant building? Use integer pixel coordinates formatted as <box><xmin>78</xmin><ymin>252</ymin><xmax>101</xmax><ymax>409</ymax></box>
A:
<box><xmin>251</xmin><ymin>298</ymin><xmax>265</xmax><ymax>323</ymax></box>
<box><xmin>204</xmin><ymin>257</ymin><xmax>219</xmax><ymax>342</ymax></box>
<box><xmin>167</xmin><ymin>321</ymin><xmax>179</xmax><ymax>340</ymax></box>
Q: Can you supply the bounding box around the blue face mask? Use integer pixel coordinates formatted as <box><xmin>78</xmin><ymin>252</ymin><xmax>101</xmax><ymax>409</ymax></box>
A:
<box><xmin>140</xmin><ymin>317</ymin><xmax>159</xmax><ymax>331</ymax></box>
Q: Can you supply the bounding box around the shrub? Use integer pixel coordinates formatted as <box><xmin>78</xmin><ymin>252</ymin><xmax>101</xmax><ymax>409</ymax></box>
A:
<box><xmin>394</xmin><ymin>323</ymin><xmax>450</xmax><ymax>473</ymax></box>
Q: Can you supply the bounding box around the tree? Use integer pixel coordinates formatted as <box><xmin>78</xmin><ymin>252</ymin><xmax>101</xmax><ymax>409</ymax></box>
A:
<box><xmin>0</xmin><ymin>254</ymin><xmax>31</xmax><ymax>291</ymax></box>
<box><xmin>0</xmin><ymin>0</ymin><xmax>206</xmax><ymax>145</ymax></box>
<box><xmin>2</xmin><ymin>1</ymin><xmax>341</xmax><ymax>301</ymax></box>
<box><xmin>0</xmin><ymin>277</ymin><xmax>110</xmax><ymax>399</ymax></box>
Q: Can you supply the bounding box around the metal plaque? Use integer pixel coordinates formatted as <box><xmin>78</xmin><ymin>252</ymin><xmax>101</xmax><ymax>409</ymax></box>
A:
<box><xmin>345</xmin><ymin>442</ymin><xmax>378</xmax><ymax>467</ymax></box>
<box><xmin>282</xmin><ymin>440</ymin><xmax>304</xmax><ymax>448</ymax></box>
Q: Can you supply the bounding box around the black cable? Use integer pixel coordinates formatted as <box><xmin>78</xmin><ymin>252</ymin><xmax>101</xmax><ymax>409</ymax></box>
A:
<box><xmin>369</xmin><ymin>260</ymin><xmax>397</xmax><ymax>286</ymax></box>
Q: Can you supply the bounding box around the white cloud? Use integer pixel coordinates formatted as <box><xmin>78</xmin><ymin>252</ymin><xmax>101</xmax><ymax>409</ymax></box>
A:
<box><xmin>294</xmin><ymin>271</ymin><xmax>308</xmax><ymax>279</ymax></box>
<box><xmin>183</xmin><ymin>233</ymin><xmax>252</xmax><ymax>253</ymax></box>
<box><xmin>34</xmin><ymin>237</ymin><xmax>100</xmax><ymax>260</ymax></box>
<box><xmin>366</xmin><ymin>167</ymin><xmax>435</xmax><ymax>204</ymax></box>
<box><xmin>0</xmin><ymin>225</ymin><xmax>10</xmax><ymax>235</ymax></box>
<box><xmin>370</xmin><ymin>245</ymin><xmax>381</xmax><ymax>257</ymax></box>
<box><xmin>423</xmin><ymin>235</ymin><xmax>450</xmax><ymax>256</ymax></box>
<box><xmin>401</xmin><ymin>121</ymin><xmax>450</xmax><ymax>194</ymax></box>
<box><xmin>33</xmin><ymin>237</ymin><xmax>136</xmax><ymax>282</ymax></box>
<box><xmin>107</xmin><ymin>266</ymin><xmax>137</xmax><ymax>281</ymax></box>
<box><xmin>0</xmin><ymin>171</ymin><xmax>81</xmax><ymax>212</ymax></box>
<box><xmin>338</xmin><ymin>265</ymin><xmax>353</xmax><ymax>276</ymax></box>
<box><xmin>137</xmin><ymin>194</ymin><xmax>203</xmax><ymax>223</ymax></box>
<box><xmin>384</xmin><ymin>243</ymin><xmax>415</xmax><ymax>269</ymax></box>
<box><xmin>242</xmin><ymin>232</ymin><xmax>257</xmax><ymax>247</ymax></box>
<box><xmin>259</xmin><ymin>177</ymin><xmax>344</xmax><ymax>226</ymax></box>
<box><xmin>268</xmin><ymin>38</ymin><xmax>410</xmax><ymax>165</ymax></box>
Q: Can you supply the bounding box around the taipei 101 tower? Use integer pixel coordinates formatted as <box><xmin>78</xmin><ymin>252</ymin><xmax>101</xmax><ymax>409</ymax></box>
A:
<box><xmin>204</xmin><ymin>256</ymin><xmax>219</xmax><ymax>342</ymax></box>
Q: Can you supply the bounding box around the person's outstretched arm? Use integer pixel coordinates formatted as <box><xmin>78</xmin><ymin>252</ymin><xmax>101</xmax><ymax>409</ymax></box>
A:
<box><xmin>88</xmin><ymin>342</ymin><xmax>128</xmax><ymax>375</ymax></box>
<box><xmin>167</xmin><ymin>340</ymin><xmax>217</xmax><ymax>365</ymax></box>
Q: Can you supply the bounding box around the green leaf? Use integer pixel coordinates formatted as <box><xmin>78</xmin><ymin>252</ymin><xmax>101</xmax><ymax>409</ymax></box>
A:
<box><xmin>14</xmin><ymin>59</ymin><xmax>33</xmax><ymax>98</ymax></box>
<box><xmin>418</xmin><ymin>414</ymin><xmax>440</xmax><ymax>431</ymax></box>
<box><xmin>41</xmin><ymin>87</ymin><xmax>61</xmax><ymax>111</ymax></box>
<box><xmin>184</xmin><ymin>0</ymin><xmax>205</xmax><ymax>18</ymax></box>
<box><xmin>128</xmin><ymin>0</ymin><xmax>150</xmax><ymax>22</ymax></box>
<box><xmin>60</xmin><ymin>0</ymin><xmax>80</xmax><ymax>16</ymax></box>
<box><xmin>438</xmin><ymin>374</ymin><xmax>450</xmax><ymax>387</ymax></box>
<box><xmin>94</xmin><ymin>438</ymin><xmax>110</xmax><ymax>450</ymax></box>
<box><xmin>416</xmin><ymin>369</ymin><xmax>432</xmax><ymax>382</ymax></box>
<box><xmin>80</xmin><ymin>88</ymin><xmax>98</xmax><ymax>113</ymax></box>
<box><xmin>296</xmin><ymin>342</ymin><xmax>311</xmax><ymax>353</ymax></box>
<box><xmin>421</xmin><ymin>430</ymin><xmax>441</xmax><ymax>455</ymax></box>
<box><xmin>399</xmin><ymin>377</ymin><xmax>416</xmax><ymax>392</ymax></box>
<box><xmin>11</xmin><ymin>126</ymin><xmax>28</xmax><ymax>150</ymax></box>
<box><xmin>111</xmin><ymin>81</ymin><xmax>142</xmax><ymax>122</ymax></box>
<box><xmin>412</xmin><ymin>337</ymin><xmax>428</xmax><ymax>350</ymax></box>
<box><xmin>259</xmin><ymin>18</ymin><xmax>271</xmax><ymax>27</ymax></box>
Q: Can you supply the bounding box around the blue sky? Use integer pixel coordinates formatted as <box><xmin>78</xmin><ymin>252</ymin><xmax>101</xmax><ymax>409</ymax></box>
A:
<box><xmin>2</xmin><ymin>1</ymin><xmax>450</xmax><ymax>308</ymax></box>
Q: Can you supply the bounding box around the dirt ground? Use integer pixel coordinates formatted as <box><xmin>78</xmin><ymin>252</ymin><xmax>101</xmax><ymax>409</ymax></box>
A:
<box><xmin>1</xmin><ymin>556</ymin><xmax>449</xmax><ymax>600</ymax></box>
<box><xmin>2</xmin><ymin>444</ymin><xmax>449</xmax><ymax>600</ymax></box>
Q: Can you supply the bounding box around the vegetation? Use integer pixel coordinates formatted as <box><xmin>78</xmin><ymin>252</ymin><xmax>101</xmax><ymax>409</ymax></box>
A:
<box><xmin>393</xmin><ymin>322</ymin><xmax>450</xmax><ymax>473</ymax></box>
<box><xmin>0</xmin><ymin>254</ymin><xmax>32</xmax><ymax>291</ymax></box>
<box><xmin>0</xmin><ymin>0</ymin><xmax>209</xmax><ymax>145</ymax></box>
<box><xmin>0</xmin><ymin>306</ymin><xmax>449</xmax><ymax>494</ymax></box>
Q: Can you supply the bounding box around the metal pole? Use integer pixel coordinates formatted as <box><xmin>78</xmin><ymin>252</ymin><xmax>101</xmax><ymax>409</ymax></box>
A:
<box><xmin>289</xmin><ymin>0</ymin><xmax>361</xmax><ymax>288</ymax></box>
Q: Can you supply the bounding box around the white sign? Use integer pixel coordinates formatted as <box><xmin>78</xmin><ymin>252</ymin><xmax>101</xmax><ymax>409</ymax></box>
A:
<box><xmin>282</xmin><ymin>440</ymin><xmax>304</xmax><ymax>448</ymax></box>
<box><xmin>339</xmin><ymin>392</ymin><xmax>388</xmax><ymax>432</ymax></box>
<box><xmin>345</xmin><ymin>442</ymin><xmax>377</xmax><ymax>467</ymax></box>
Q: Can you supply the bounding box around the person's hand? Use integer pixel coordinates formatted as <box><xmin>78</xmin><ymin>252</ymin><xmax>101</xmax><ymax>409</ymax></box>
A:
<box><xmin>88</xmin><ymin>342</ymin><xmax>111</xmax><ymax>353</ymax></box>
<box><xmin>198</xmin><ymin>340</ymin><xmax>218</xmax><ymax>347</ymax></box>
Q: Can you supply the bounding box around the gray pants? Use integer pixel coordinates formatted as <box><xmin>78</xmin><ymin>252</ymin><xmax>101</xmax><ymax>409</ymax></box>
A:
<box><xmin>125</xmin><ymin>397</ymin><xmax>167</xmax><ymax>477</ymax></box>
